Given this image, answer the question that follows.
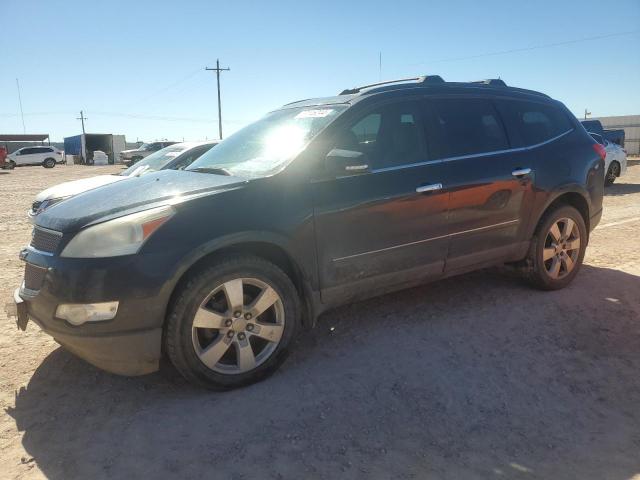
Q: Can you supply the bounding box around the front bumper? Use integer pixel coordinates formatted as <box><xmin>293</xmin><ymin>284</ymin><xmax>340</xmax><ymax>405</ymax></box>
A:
<box><xmin>12</xmin><ymin>247</ymin><xmax>178</xmax><ymax>376</ymax></box>
<box><xmin>13</xmin><ymin>286</ymin><xmax>161</xmax><ymax>375</ymax></box>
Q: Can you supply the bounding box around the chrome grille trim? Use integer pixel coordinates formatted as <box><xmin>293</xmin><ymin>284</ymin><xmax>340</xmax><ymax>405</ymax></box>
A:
<box><xmin>30</xmin><ymin>226</ymin><xmax>63</xmax><ymax>254</ymax></box>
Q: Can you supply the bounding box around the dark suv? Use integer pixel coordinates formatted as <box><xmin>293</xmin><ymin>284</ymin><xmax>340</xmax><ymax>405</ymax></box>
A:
<box><xmin>11</xmin><ymin>76</ymin><xmax>605</xmax><ymax>389</ymax></box>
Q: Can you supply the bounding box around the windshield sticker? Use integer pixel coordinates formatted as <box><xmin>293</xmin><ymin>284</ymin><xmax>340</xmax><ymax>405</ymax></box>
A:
<box><xmin>295</xmin><ymin>109</ymin><xmax>334</xmax><ymax>119</ymax></box>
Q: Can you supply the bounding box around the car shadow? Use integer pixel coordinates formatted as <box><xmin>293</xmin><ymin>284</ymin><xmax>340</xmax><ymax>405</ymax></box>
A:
<box><xmin>604</xmin><ymin>182</ymin><xmax>640</xmax><ymax>196</ymax></box>
<box><xmin>6</xmin><ymin>265</ymin><xmax>640</xmax><ymax>479</ymax></box>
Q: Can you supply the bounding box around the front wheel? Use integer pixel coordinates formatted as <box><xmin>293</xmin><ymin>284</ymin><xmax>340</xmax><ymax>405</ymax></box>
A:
<box><xmin>8</xmin><ymin>160</ymin><xmax>15</xmax><ymax>169</ymax></box>
<box><xmin>165</xmin><ymin>255</ymin><xmax>301</xmax><ymax>390</ymax></box>
<box><xmin>43</xmin><ymin>158</ymin><xmax>56</xmax><ymax>168</ymax></box>
<box><xmin>525</xmin><ymin>205</ymin><xmax>587</xmax><ymax>290</ymax></box>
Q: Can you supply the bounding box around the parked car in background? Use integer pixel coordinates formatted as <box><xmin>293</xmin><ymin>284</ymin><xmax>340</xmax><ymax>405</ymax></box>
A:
<box><xmin>12</xmin><ymin>76</ymin><xmax>604</xmax><ymax>390</ymax></box>
<box><xmin>590</xmin><ymin>132</ymin><xmax>627</xmax><ymax>186</ymax></box>
<box><xmin>7</xmin><ymin>146</ymin><xmax>64</xmax><ymax>168</ymax></box>
<box><xmin>29</xmin><ymin>141</ymin><xmax>217</xmax><ymax>217</ymax></box>
<box><xmin>119</xmin><ymin>141</ymin><xmax>177</xmax><ymax>166</ymax></box>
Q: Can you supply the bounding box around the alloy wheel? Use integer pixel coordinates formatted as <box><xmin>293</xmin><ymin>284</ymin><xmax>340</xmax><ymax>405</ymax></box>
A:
<box><xmin>542</xmin><ymin>217</ymin><xmax>581</xmax><ymax>280</ymax></box>
<box><xmin>191</xmin><ymin>277</ymin><xmax>285</xmax><ymax>374</ymax></box>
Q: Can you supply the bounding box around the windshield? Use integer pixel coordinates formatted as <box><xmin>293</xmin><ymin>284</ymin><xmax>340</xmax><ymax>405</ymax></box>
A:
<box><xmin>187</xmin><ymin>105</ymin><xmax>347</xmax><ymax>178</ymax></box>
<box><xmin>138</xmin><ymin>143</ymin><xmax>152</xmax><ymax>151</ymax></box>
<box><xmin>121</xmin><ymin>145</ymin><xmax>191</xmax><ymax>176</ymax></box>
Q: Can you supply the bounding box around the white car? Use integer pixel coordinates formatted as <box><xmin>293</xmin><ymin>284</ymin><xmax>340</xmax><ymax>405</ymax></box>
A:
<box><xmin>7</xmin><ymin>146</ymin><xmax>64</xmax><ymax>168</ymax></box>
<box><xmin>590</xmin><ymin>133</ymin><xmax>627</xmax><ymax>186</ymax></box>
<box><xmin>29</xmin><ymin>141</ymin><xmax>217</xmax><ymax>217</ymax></box>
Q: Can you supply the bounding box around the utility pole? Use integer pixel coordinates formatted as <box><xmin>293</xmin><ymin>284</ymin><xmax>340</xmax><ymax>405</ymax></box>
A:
<box><xmin>16</xmin><ymin>78</ymin><xmax>26</xmax><ymax>134</ymax></box>
<box><xmin>77</xmin><ymin>110</ymin><xmax>87</xmax><ymax>134</ymax></box>
<box><xmin>205</xmin><ymin>59</ymin><xmax>230</xmax><ymax>139</ymax></box>
<box><xmin>584</xmin><ymin>108</ymin><xmax>591</xmax><ymax>120</ymax></box>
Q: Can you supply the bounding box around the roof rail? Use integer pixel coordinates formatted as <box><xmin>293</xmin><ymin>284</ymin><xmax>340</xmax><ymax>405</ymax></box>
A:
<box><xmin>471</xmin><ymin>78</ymin><xmax>507</xmax><ymax>87</ymax></box>
<box><xmin>339</xmin><ymin>75</ymin><xmax>445</xmax><ymax>95</ymax></box>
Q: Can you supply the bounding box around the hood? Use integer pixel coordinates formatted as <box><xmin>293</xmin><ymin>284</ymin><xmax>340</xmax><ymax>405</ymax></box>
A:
<box><xmin>34</xmin><ymin>175</ymin><xmax>126</xmax><ymax>203</ymax></box>
<box><xmin>36</xmin><ymin>169</ymin><xmax>247</xmax><ymax>233</ymax></box>
<box><xmin>120</xmin><ymin>149</ymin><xmax>141</xmax><ymax>154</ymax></box>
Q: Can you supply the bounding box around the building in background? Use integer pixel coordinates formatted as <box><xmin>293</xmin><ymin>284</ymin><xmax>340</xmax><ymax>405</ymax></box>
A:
<box><xmin>63</xmin><ymin>133</ymin><xmax>126</xmax><ymax>164</ymax></box>
<box><xmin>591</xmin><ymin>115</ymin><xmax>640</xmax><ymax>155</ymax></box>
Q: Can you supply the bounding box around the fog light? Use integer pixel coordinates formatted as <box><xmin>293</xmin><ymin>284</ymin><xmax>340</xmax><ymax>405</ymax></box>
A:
<box><xmin>55</xmin><ymin>302</ymin><xmax>119</xmax><ymax>326</ymax></box>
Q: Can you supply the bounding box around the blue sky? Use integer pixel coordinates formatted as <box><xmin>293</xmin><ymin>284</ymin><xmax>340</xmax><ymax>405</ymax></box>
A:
<box><xmin>1</xmin><ymin>0</ymin><xmax>639</xmax><ymax>142</ymax></box>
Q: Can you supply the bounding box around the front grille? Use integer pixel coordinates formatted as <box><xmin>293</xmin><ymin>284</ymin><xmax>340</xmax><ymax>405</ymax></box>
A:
<box><xmin>24</xmin><ymin>263</ymin><xmax>47</xmax><ymax>291</ymax></box>
<box><xmin>30</xmin><ymin>227</ymin><xmax>63</xmax><ymax>253</ymax></box>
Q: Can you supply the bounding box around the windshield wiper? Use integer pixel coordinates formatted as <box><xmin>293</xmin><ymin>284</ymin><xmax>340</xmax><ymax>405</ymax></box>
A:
<box><xmin>189</xmin><ymin>167</ymin><xmax>232</xmax><ymax>176</ymax></box>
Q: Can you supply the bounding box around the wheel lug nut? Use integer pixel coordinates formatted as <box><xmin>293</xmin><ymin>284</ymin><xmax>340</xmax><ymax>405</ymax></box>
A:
<box><xmin>227</xmin><ymin>330</ymin><xmax>234</xmax><ymax>338</ymax></box>
<box><xmin>233</xmin><ymin>311</ymin><xmax>241</xmax><ymax>318</ymax></box>
<box><xmin>246</xmin><ymin>324</ymin><xmax>254</xmax><ymax>332</ymax></box>
<box><xmin>238</xmin><ymin>333</ymin><xmax>246</xmax><ymax>340</ymax></box>
<box><xmin>225</xmin><ymin>319</ymin><xmax>232</xmax><ymax>327</ymax></box>
<box><xmin>244</xmin><ymin>313</ymin><xmax>252</xmax><ymax>320</ymax></box>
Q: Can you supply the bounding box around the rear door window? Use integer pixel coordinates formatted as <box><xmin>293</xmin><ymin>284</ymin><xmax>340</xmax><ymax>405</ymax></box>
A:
<box><xmin>427</xmin><ymin>98</ymin><xmax>509</xmax><ymax>159</ymax></box>
<box><xmin>495</xmin><ymin>99</ymin><xmax>573</xmax><ymax>147</ymax></box>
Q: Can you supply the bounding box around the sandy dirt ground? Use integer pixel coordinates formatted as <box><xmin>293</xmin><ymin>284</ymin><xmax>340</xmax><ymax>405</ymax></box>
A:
<box><xmin>0</xmin><ymin>162</ymin><xmax>639</xmax><ymax>479</ymax></box>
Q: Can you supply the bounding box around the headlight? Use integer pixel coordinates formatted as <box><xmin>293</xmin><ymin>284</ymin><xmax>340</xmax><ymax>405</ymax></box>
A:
<box><xmin>61</xmin><ymin>206</ymin><xmax>174</xmax><ymax>258</ymax></box>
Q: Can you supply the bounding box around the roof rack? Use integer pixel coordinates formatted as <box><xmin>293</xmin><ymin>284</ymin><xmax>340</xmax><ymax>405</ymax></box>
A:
<box><xmin>471</xmin><ymin>79</ymin><xmax>507</xmax><ymax>87</ymax></box>
<box><xmin>339</xmin><ymin>75</ymin><xmax>445</xmax><ymax>95</ymax></box>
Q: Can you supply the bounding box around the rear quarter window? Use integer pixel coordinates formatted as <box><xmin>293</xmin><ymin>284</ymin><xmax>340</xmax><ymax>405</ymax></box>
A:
<box><xmin>427</xmin><ymin>98</ymin><xmax>509</xmax><ymax>159</ymax></box>
<box><xmin>495</xmin><ymin>99</ymin><xmax>573</xmax><ymax>147</ymax></box>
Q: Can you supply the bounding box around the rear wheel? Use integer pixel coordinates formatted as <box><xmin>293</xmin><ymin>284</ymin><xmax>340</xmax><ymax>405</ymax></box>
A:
<box><xmin>165</xmin><ymin>255</ymin><xmax>301</xmax><ymax>390</ymax></box>
<box><xmin>525</xmin><ymin>205</ymin><xmax>587</xmax><ymax>290</ymax></box>
<box><xmin>43</xmin><ymin>158</ymin><xmax>55</xmax><ymax>168</ymax></box>
<box><xmin>605</xmin><ymin>161</ymin><xmax>620</xmax><ymax>186</ymax></box>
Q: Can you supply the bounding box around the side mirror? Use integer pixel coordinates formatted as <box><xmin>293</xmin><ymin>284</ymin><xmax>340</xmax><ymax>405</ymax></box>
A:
<box><xmin>325</xmin><ymin>148</ymin><xmax>370</xmax><ymax>177</ymax></box>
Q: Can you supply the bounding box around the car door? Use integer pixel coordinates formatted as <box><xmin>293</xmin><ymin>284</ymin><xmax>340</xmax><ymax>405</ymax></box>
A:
<box><xmin>425</xmin><ymin>96</ymin><xmax>537</xmax><ymax>272</ymax></box>
<box><xmin>312</xmin><ymin>98</ymin><xmax>449</xmax><ymax>304</ymax></box>
<box><xmin>16</xmin><ymin>148</ymin><xmax>34</xmax><ymax>165</ymax></box>
<box><xmin>33</xmin><ymin>147</ymin><xmax>48</xmax><ymax>165</ymax></box>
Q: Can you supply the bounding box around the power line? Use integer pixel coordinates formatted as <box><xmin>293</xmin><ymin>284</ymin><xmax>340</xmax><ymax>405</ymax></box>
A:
<box><xmin>205</xmin><ymin>59</ymin><xmax>230</xmax><ymax>139</ymax></box>
<box><xmin>409</xmin><ymin>29</ymin><xmax>640</xmax><ymax>66</ymax></box>
<box><xmin>125</xmin><ymin>67</ymin><xmax>204</xmax><ymax>109</ymax></box>
<box><xmin>90</xmin><ymin>111</ymin><xmax>215</xmax><ymax>123</ymax></box>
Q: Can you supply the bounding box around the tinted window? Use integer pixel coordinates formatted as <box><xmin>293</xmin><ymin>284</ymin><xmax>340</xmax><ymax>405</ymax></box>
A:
<box><xmin>334</xmin><ymin>101</ymin><xmax>427</xmax><ymax>169</ymax></box>
<box><xmin>20</xmin><ymin>148</ymin><xmax>36</xmax><ymax>155</ymax></box>
<box><xmin>428</xmin><ymin>98</ymin><xmax>508</xmax><ymax>159</ymax></box>
<box><xmin>496</xmin><ymin>100</ymin><xmax>573</xmax><ymax>147</ymax></box>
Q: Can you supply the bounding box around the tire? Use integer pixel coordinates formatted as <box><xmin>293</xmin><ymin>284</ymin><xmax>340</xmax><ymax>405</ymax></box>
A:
<box><xmin>43</xmin><ymin>158</ymin><xmax>56</xmax><ymax>168</ymax></box>
<box><xmin>8</xmin><ymin>161</ymin><xmax>15</xmax><ymax>170</ymax></box>
<box><xmin>165</xmin><ymin>255</ymin><xmax>301</xmax><ymax>390</ymax></box>
<box><xmin>525</xmin><ymin>205</ymin><xmax>587</xmax><ymax>290</ymax></box>
<box><xmin>605</xmin><ymin>162</ymin><xmax>620</xmax><ymax>186</ymax></box>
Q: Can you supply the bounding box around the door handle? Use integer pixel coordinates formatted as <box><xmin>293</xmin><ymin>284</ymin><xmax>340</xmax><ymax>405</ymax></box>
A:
<box><xmin>512</xmin><ymin>168</ymin><xmax>532</xmax><ymax>177</ymax></box>
<box><xmin>416</xmin><ymin>183</ymin><xmax>443</xmax><ymax>193</ymax></box>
